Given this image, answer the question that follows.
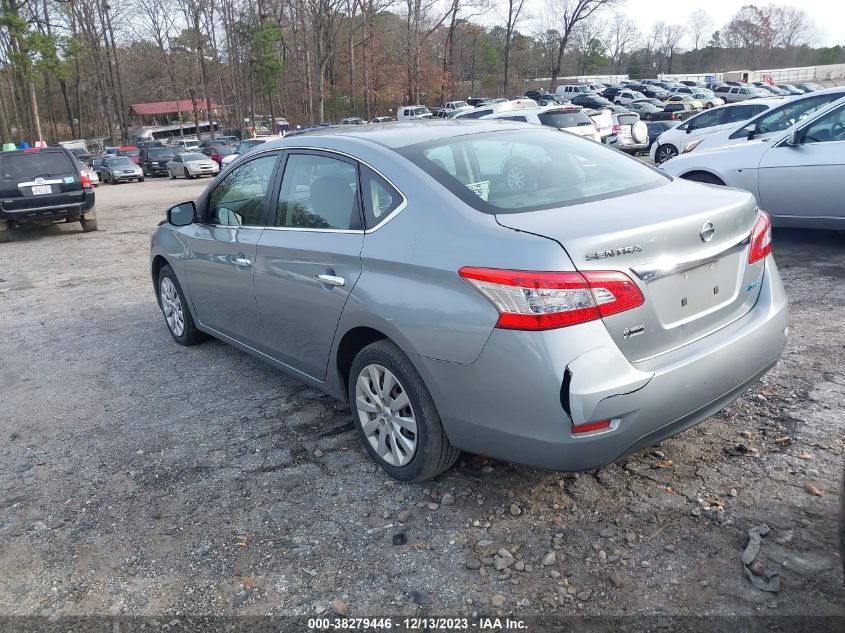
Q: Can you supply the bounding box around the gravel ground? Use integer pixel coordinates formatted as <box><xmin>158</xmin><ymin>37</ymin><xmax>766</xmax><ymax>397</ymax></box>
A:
<box><xmin>0</xmin><ymin>178</ymin><xmax>843</xmax><ymax>619</ymax></box>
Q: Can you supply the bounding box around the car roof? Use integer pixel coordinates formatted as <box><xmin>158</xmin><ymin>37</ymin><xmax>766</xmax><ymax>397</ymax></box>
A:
<box><xmin>262</xmin><ymin>120</ymin><xmax>528</xmax><ymax>150</ymax></box>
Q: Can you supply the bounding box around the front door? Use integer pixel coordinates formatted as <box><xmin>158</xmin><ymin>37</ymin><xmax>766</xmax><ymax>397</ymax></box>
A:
<box><xmin>181</xmin><ymin>152</ymin><xmax>280</xmax><ymax>348</ymax></box>
<box><xmin>758</xmin><ymin>103</ymin><xmax>845</xmax><ymax>222</ymax></box>
<box><xmin>254</xmin><ymin>151</ymin><xmax>365</xmax><ymax>379</ymax></box>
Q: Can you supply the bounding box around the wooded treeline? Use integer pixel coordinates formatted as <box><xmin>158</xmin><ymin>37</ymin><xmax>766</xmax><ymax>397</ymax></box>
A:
<box><xmin>0</xmin><ymin>0</ymin><xmax>842</xmax><ymax>143</ymax></box>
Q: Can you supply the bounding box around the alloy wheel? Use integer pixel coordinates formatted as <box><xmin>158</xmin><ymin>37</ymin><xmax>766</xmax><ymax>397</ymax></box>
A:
<box><xmin>355</xmin><ymin>364</ymin><xmax>417</xmax><ymax>467</ymax></box>
<box><xmin>656</xmin><ymin>145</ymin><xmax>678</xmax><ymax>163</ymax></box>
<box><xmin>160</xmin><ymin>277</ymin><xmax>185</xmax><ymax>337</ymax></box>
<box><xmin>506</xmin><ymin>165</ymin><xmax>526</xmax><ymax>190</ymax></box>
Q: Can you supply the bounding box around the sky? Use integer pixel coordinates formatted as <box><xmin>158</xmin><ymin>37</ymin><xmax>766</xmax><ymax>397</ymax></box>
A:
<box><xmin>513</xmin><ymin>0</ymin><xmax>845</xmax><ymax>48</ymax></box>
<box><xmin>621</xmin><ymin>0</ymin><xmax>844</xmax><ymax>47</ymax></box>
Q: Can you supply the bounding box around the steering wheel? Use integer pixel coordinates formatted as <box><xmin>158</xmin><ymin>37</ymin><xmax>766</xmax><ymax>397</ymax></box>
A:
<box><xmin>832</xmin><ymin>121</ymin><xmax>845</xmax><ymax>138</ymax></box>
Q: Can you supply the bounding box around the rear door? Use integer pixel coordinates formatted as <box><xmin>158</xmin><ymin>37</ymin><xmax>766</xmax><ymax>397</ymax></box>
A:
<box><xmin>0</xmin><ymin>149</ymin><xmax>83</xmax><ymax>214</ymax></box>
<box><xmin>758</xmin><ymin>102</ymin><xmax>845</xmax><ymax>222</ymax></box>
<box><xmin>253</xmin><ymin>150</ymin><xmax>365</xmax><ymax>379</ymax></box>
<box><xmin>180</xmin><ymin>152</ymin><xmax>280</xmax><ymax>348</ymax></box>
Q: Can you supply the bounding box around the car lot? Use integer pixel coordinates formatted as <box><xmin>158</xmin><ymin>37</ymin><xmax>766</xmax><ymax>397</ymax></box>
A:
<box><xmin>0</xmin><ymin>178</ymin><xmax>843</xmax><ymax>616</ymax></box>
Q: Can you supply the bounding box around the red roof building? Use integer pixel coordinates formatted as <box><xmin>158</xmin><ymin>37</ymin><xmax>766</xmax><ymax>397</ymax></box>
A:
<box><xmin>129</xmin><ymin>99</ymin><xmax>223</xmax><ymax>118</ymax></box>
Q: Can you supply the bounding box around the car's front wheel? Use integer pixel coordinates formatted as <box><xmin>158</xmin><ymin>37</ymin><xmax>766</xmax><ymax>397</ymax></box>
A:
<box><xmin>655</xmin><ymin>144</ymin><xmax>678</xmax><ymax>163</ymax></box>
<box><xmin>157</xmin><ymin>264</ymin><xmax>203</xmax><ymax>345</ymax></box>
<box><xmin>349</xmin><ymin>340</ymin><xmax>460</xmax><ymax>481</ymax></box>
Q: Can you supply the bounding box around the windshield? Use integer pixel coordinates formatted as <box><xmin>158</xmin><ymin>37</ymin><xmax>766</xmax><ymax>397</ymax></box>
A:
<box><xmin>538</xmin><ymin>110</ymin><xmax>594</xmax><ymax>128</ymax></box>
<box><xmin>118</xmin><ymin>149</ymin><xmax>139</xmax><ymax>156</ymax></box>
<box><xmin>451</xmin><ymin>102</ymin><xmax>469</xmax><ymax>108</ymax></box>
<box><xmin>397</xmin><ymin>129</ymin><xmax>666</xmax><ymax>215</ymax></box>
<box><xmin>215</xmin><ymin>146</ymin><xmax>237</xmax><ymax>155</ymax></box>
<box><xmin>0</xmin><ymin>151</ymin><xmax>74</xmax><ymax>180</ymax></box>
<box><xmin>413</xmin><ymin>107</ymin><xmax>431</xmax><ymax>116</ymax></box>
<box><xmin>108</xmin><ymin>157</ymin><xmax>135</xmax><ymax>166</ymax></box>
<box><xmin>148</xmin><ymin>149</ymin><xmax>174</xmax><ymax>160</ymax></box>
<box><xmin>182</xmin><ymin>153</ymin><xmax>207</xmax><ymax>162</ymax></box>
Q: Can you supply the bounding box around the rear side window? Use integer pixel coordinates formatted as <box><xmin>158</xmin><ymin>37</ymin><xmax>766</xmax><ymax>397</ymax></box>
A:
<box><xmin>0</xmin><ymin>151</ymin><xmax>74</xmax><ymax>180</ymax></box>
<box><xmin>361</xmin><ymin>166</ymin><xmax>403</xmax><ymax>228</ymax></box>
<box><xmin>684</xmin><ymin>108</ymin><xmax>725</xmax><ymax>129</ymax></box>
<box><xmin>537</xmin><ymin>110</ymin><xmax>593</xmax><ymax>128</ymax></box>
<box><xmin>750</xmin><ymin>94</ymin><xmax>843</xmax><ymax>136</ymax></box>
<box><xmin>399</xmin><ymin>129</ymin><xmax>665</xmax><ymax>214</ymax></box>
<box><xmin>497</xmin><ymin>115</ymin><xmax>528</xmax><ymax>122</ymax></box>
<box><xmin>276</xmin><ymin>153</ymin><xmax>361</xmax><ymax>230</ymax></box>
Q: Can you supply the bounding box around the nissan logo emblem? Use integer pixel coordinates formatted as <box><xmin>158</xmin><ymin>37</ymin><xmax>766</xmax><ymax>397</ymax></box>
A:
<box><xmin>700</xmin><ymin>221</ymin><xmax>715</xmax><ymax>242</ymax></box>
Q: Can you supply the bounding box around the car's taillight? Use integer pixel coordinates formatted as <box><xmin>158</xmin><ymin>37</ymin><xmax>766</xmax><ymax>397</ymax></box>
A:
<box><xmin>458</xmin><ymin>267</ymin><xmax>644</xmax><ymax>331</ymax></box>
<box><xmin>612</xmin><ymin>124</ymin><xmax>621</xmax><ymax>133</ymax></box>
<box><xmin>748</xmin><ymin>210</ymin><xmax>772</xmax><ymax>264</ymax></box>
<box><xmin>80</xmin><ymin>173</ymin><xmax>92</xmax><ymax>188</ymax></box>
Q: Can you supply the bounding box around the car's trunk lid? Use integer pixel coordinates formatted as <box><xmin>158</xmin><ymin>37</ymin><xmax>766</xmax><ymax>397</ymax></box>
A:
<box><xmin>496</xmin><ymin>178</ymin><xmax>764</xmax><ymax>361</ymax></box>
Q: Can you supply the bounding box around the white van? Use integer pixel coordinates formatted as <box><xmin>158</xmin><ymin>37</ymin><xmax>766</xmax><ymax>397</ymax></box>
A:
<box><xmin>397</xmin><ymin>105</ymin><xmax>433</xmax><ymax>121</ymax></box>
<box><xmin>555</xmin><ymin>84</ymin><xmax>597</xmax><ymax>98</ymax></box>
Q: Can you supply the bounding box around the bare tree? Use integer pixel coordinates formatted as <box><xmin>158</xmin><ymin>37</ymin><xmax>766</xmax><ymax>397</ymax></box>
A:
<box><xmin>606</xmin><ymin>11</ymin><xmax>638</xmax><ymax>74</ymax></box>
<box><xmin>687</xmin><ymin>9</ymin><xmax>713</xmax><ymax>51</ymax></box>
<box><xmin>501</xmin><ymin>0</ymin><xmax>526</xmax><ymax>94</ymax></box>
<box><xmin>544</xmin><ymin>0</ymin><xmax>619</xmax><ymax>89</ymax></box>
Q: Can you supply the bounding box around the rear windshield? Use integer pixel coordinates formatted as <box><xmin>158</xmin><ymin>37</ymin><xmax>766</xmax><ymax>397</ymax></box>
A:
<box><xmin>107</xmin><ymin>157</ymin><xmax>135</xmax><ymax>166</ymax></box>
<box><xmin>182</xmin><ymin>153</ymin><xmax>206</xmax><ymax>161</ymax></box>
<box><xmin>397</xmin><ymin>129</ymin><xmax>666</xmax><ymax>214</ymax></box>
<box><xmin>119</xmin><ymin>149</ymin><xmax>139</xmax><ymax>156</ymax></box>
<box><xmin>0</xmin><ymin>151</ymin><xmax>74</xmax><ymax>180</ymax></box>
<box><xmin>537</xmin><ymin>110</ymin><xmax>593</xmax><ymax>128</ymax></box>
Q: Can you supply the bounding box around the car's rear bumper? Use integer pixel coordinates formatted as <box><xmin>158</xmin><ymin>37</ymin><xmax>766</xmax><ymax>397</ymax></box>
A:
<box><xmin>413</xmin><ymin>256</ymin><xmax>788</xmax><ymax>471</ymax></box>
<box><xmin>0</xmin><ymin>190</ymin><xmax>95</xmax><ymax>222</ymax></box>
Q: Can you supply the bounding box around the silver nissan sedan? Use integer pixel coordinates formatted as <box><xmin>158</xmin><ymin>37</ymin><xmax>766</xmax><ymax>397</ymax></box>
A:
<box><xmin>150</xmin><ymin>121</ymin><xmax>788</xmax><ymax>481</ymax></box>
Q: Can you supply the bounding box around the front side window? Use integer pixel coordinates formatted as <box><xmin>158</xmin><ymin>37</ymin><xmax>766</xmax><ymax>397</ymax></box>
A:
<box><xmin>753</xmin><ymin>94</ymin><xmax>843</xmax><ymax>135</ymax></box>
<box><xmin>275</xmin><ymin>153</ymin><xmax>360</xmax><ymax>230</ymax></box>
<box><xmin>684</xmin><ymin>108</ymin><xmax>725</xmax><ymax>130</ymax></box>
<box><xmin>800</xmin><ymin>105</ymin><xmax>845</xmax><ymax>144</ymax></box>
<box><xmin>399</xmin><ymin>129</ymin><xmax>666</xmax><ymax>214</ymax></box>
<box><xmin>206</xmin><ymin>154</ymin><xmax>277</xmax><ymax>226</ymax></box>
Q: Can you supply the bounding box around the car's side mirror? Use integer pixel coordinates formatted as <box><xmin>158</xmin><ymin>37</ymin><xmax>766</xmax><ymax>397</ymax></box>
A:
<box><xmin>167</xmin><ymin>201</ymin><xmax>196</xmax><ymax>227</ymax></box>
<box><xmin>786</xmin><ymin>129</ymin><xmax>801</xmax><ymax>146</ymax></box>
<box><xmin>744</xmin><ymin>123</ymin><xmax>757</xmax><ymax>139</ymax></box>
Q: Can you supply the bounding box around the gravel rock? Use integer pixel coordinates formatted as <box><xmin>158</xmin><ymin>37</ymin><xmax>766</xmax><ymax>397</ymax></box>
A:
<box><xmin>441</xmin><ymin>493</ymin><xmax>455</xmax><ymax>506</ymax></box>
<box><xmin>331</xmin><ymin>598</ymin><xmax>349</xmax><ymax>616</ymax></box>
<box><xmin>542</xmin><ymin>551</ymin><xmax>556</xmax><ymax>566</ymax></box>
<box><xmin>427</xmin><ymin>502</ymin><xmax>439</xmax><ymax>511</ymax></box>
<box><xmin>491</xmin><ymin>593</ymin><xmax>506</xmax><ymax>608</ymax></box>
<box><xmin>600</xmin><ymin>527</ymin><xmax>616</xmax><ymax>538</ymax></box>
<box><xmin>510</xmin><ymin>503</ymin><xmax>522</xmax><ymax>516</ymax></box>
<box><xmin>609</xmin><ymin>571</ymin><xmax>625</xmax><ymax>588</ymax></box>
<box><xmin>397</xmin><ymin>510</ymin><xmax>411</xmax><ymax>523</ymax></box>
<box><xmin>465</xmin><ymin>558</ymin><xmax>482</xmax><ymax>570</ymax></box>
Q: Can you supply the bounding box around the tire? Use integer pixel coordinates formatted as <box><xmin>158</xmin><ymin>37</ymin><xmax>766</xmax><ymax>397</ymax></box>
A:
<box><xmin>157</xmin><ymin>264</ymin><xmax>203</xmax><ymax>346</ymax></box>
<box><xmin>80</xmin><ymin>217</ymin><xmax>98</xmax><ymax>232</ymax></box>
<box><xmin>0</xmin><ymin>220</ymin><xmax>13</xmax><ymax>243</ymax></box>
<box><xmin>348</xmin><ymin>340</ymin><xmax>460</xmax><ymax>482</ymax></box>
<box><xmin>682</xmin><ymin>171</ymin><xmax>725</xmax><ymax>186</ymax></box>
<box><xmin>168</xmin><ymin>169</ymin><xmax>175</xmax><ymax>179</ymax></box>
<box><xmin>655</xmin><ymin>144</ymin><xmax>678</xmax><ymax>164</ymax></box>
<box><xmin>138</xmin><ymin>177</ymin><xmax>145</xmax><ymax>182</ymax></box>
<box><xmin>110</xmin><ymin>174</ymin><xmax>119</xmax><ymax>185</ymax></box>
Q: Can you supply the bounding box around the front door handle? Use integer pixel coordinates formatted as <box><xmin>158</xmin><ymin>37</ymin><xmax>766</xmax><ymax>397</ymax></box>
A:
<box><xmin>233</xmin><ymin>256</ymin><xmax>252</xmax><ymax>267</ymax></box>
<box><xmin>316</xmin><ymin>274</ymin><xmax>345</xmax><ymax>287</ymax></box>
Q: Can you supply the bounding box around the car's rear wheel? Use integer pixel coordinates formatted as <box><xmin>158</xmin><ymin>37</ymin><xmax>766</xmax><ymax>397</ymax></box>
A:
<box><xmin>682</xmin><ymin>171</ymin><xmax>725</xmax><ymax>186</ymax></box>
<box><xmin>0</xmin><ymin>220</ymin><xmax>13</xmax><ymax>243</ymax></box>
<box><xmin>157</xmin><ymin>264</ymin><xmax>203</xmax><ymax>345</ymax></box>
<box><xmin>80</xmin><ymin>217</ymin><xmax>98</xmax><ymax>232</ymax></box>
<box><xmin>349</xmin><ymin>340</ymin><xmax>460</xmax><ymax>481</ymax></box>
<box><xmin>655</xmin><ymin>144</ymin><xmax>678</xmax><ymax>163</ymax></box>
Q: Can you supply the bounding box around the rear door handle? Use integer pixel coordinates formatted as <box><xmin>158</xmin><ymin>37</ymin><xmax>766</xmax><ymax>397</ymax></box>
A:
<box><xmin>233</xmin><ymin>257</ymin><xmax>252</xmax><ymax>267</ymax></box>
<box><xmin>316</xmin><ymin>274</ymin><xmax>345</xmax><ymax>287</ymax></box>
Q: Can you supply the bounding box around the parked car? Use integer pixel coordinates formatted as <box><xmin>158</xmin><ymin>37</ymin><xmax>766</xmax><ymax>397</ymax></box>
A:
<box><xmin>670</xmin><ymin>86</ymin><xmax>725</xmax><ymax>108</ymax></box>
<box><xmin>138</xmin><ymin>140</ymin><xmax>165</xmax><ymax>149</ymax></box>
<box><xmin>688</xmin><ymin>88</ymin><xmax>845</xmax><ymax>154</ymax></box>
<box><xmin>140</xmin><ymin>146</ymin><xmax>177</xmax><ymax>177</ymax></box>
<box><xmin>664</xmin><ymin>94</ymin><xmax>704</xmax><ymax>110</ymax></box>
<box><xmin>370</xmin><ymin>116</ymin><xmax>395</xmax><ymax>123</ymax></box>
<box><xmin>614</xmin><ymin>89</ymin><xmax>646</xmax><ymax>105</ymax></box>
<box><xmin>167</xmin><ymin>152</ymin><xmax>219</xmax><ymax>179</ymax></box>
<box><xmin>796</xmin><ymin>83</ymin><xmax>820</xmax><ymax>93</ymax></box>
<box><xmin>650</xmin><ymin>100</ymin><xmax>777</xmax><ymax>163</ymax></box>
<box><xmin>555</xmin><ymin>84</ymin><xmax>596</xmax><ymax>98</ymax></box>
<box><xmin>444</xmin><ymin>101</ymin><xmax>472</xmax><ymax>112</ymax></box>
<box><xmin>705</xmin><ymin>81</ymin><xmax>727</xmax><ymax>91</ymax></box>
<box><xmin>524</xmin><ymin>90</ymin><xmax>554</xmax><ymax>102</ymax></box>
<box><xmin>607</xmin><ymin>111</ymin><xmax>649</xmax><ymax>154</ymax></box>
<box><xmin>341</xmin><ymin>117</ymin><xmax>365</xmax><ymax>125</ymax></box>
<box><xmin>662</xmin><ymin>102</ymin><xmax>698</xmax><ymax>120</ymax></box>
<box><xmin>0</xmin><ymin>147</ymin><xmax>97</xmax><ymax>239</ymax></box>
<box><xmin>713</xmin><ymin>85</ymin><xmax>765</xmax><ymax>103</ymax></box>
<box><xmin>481</xmin><ymin>104</ymin><xmax>601</xmax><ymax>142</ymax></box>
<box><xmin>75</xmin><ymin>159</ymin><xmax>100</xmax><ymax>187</ymax></box>
<box><xmin>527</xmin><ymin>92</ymin><xmax>567</xmax><ymax>106</ymax></box>
<box><xmin>466</xmin><ymin>98</ymin><xmax>496</xmax><ymax>107</ymax></box>
<box><xmin>777</xmin><ymin>84</ymin><xmax>806</xmax><ymax>95</ymax></box>
<box><xmin>117</xmin><ymin>146</ymin><xmax>141</xmax><ymax>164</ymax></box>
<box><xmin>752</xmin><ymin>82</ymin><xmax>789</xmax><ymax>96</ymax></box>
<box><xmin>660</xmin><ymin>98</ymin><xmax>845</xmax><ymax>229</ymax></box>
<box><xmin>221</xmin><ymin>137</ymin><xmax>273</xmax><ymax>167</ymax></box>
<box><xmin>679</xmin><ymin>80</ymin><xmax>704</xmax><ymax>87</ymax></box>
<box><xmin>638</xmin><ymin>85</ymin><xmax>671</xmax><ymax>100</ymax></box>
<box><xmin>150</xmin><ymin>121</ymin><xmax>788</xmax><ymax>481</ymax></box>
<box><xmin>201</xmin><ymin>144</ymin><xmax>237</xmax><ymax>166</ymax></box>
<box><xmin>102</xmin><ymin>156</ymin><xmax>144</xmax><ymax>183</ymax></box>
<box><xmin>570</xmin><ymin>93</ymin><xmax>614</xmax><ymax>110</ymax></box>
<box><xmin>431</xmin><ymin>107</ymin><xmax>459</xmax><ymax>119</ymax></box>
<box><xmin>645</xmin><ymin>120</ymin><xmax>682</xmax><ymax>153</ymax></box>
<box><xmin>627</xmin><ymin>101</ymin><xmax>665</xmax><ymax>120</ymax></box>
<box><xmin>397</xmin><ymin>105</ymin><xmax>433</xmax><ymax>120</ymax></box>
<box><xmin>169</xmin><ymin>138</ymin><xmax>201</xmax><ymax>151</ymax></box>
